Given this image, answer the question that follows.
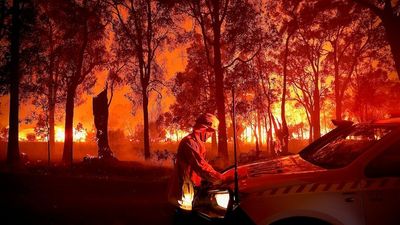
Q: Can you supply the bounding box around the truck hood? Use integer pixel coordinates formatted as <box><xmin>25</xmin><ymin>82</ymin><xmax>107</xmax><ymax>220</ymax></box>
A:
<box><xmin>222</xmin><ymin>155</ymin><xmax>326</xmax><ymax>191</ymax></box>
<box><xmin>245</xmin><ymin>154</ymin><xmax>323</xmax><ymax>176</ymax></box>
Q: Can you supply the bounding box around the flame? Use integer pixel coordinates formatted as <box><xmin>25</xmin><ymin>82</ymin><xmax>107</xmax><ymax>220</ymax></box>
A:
<box><xmin>73</xmin><ymin>127</ymin><xmax>87</xmax><ymax>142</ymax></box>
<box><xmin>17</xmin><ymin>126</ymin><xmax>87</xmax><ymax>142</ymax></box>
<box><xmin>55</xmin><ymin>126</ymin><xmax>88</xmax><ymax>142</ymax></box>
<box><xmin>55</xmin><ymin>127</ymin><xmax>65</xmax><ymax>142</ymax></box>
<box><xmin>165</xmin><ymin>130</ymin><xmax>189</xmax><ymax>142</ymax></box>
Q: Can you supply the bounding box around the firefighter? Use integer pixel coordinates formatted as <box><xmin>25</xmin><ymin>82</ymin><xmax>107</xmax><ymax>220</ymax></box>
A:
<box><xmin>168</xmin><ymin>113</ymin><xmax>224</xmax><ymax>211</ymax></box>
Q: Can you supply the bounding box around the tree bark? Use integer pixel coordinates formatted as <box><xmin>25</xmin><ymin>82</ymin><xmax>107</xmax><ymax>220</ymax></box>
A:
<box><xmin>142</xmin><ymin>88</ymin><xmax>150</xmax><ymax>159</ymax></box>
<box><xmin>281</xmin><ymin>34</ymin><xmax>291</xmax><ymax>154</ymax></box>
<box><xmin>257</xmin><ymin>110</ymin><xmax>262</xmax><ymax>150</ymax></box>
<box><xmin>93</xmin><ymin>88</ymin><xmax>114</xmax><ymax>159</ymax></box>
<box><xmin>47</xmin><ymin>25</ymin><xmax>56</xmax><ymax>159</ymax></box>
<box><xmin>211</xmin><ymin>132</ymin><xmax>217</xmax><ymax>152</ymax></box>
<box><xmin>312</xmin><ymin>71</ymin><xmax>321</xmax><ymax>141</ymax></box>
<box><xmin>267</xmin><ymin>112</ymin><xmax>275</xmax><ymax>157</ymax></box>
<box><xmin>48</xmin><ymin>100</ymin><xmax>55</xmax><ymax>159</ymax></box>
<box><xmin>212</xmin><ymin>1</ymin><xmax>228</xmax><ymax>163</ymax></box>
<box><xmin>62</xmin><ymin>86</ymin><xmax>76</xmax><ymax>164</ymax></box>
<box><xmin>7</xmin><ymin>0</ymin><xmax>21</xmax><ymax>164</ymax></box>
<box><xmin>253</xmin><ymin>124</ymin><xmax>260</xmax><ymax>156</ymax></box>
<box><xmin>334</xmin><ymin>54</ymin><xmax>342</xmax><ymax>120</ymax></box>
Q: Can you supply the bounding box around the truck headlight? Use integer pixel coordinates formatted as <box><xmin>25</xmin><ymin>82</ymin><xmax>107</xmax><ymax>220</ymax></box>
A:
<box><xmin>194</xmin><ymin>189</ymin><xmax>232</xmax><ymax>219</ymax></box>
<box><xmin>214</xmin><ymin>191</ymin><xmax>230</xmax><ymax>209</ymax></box>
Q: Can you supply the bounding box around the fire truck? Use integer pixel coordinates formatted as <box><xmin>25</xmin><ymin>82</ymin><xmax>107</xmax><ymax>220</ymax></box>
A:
<box><xmin>193</xmin><ymin>118</ymin><xmax>400</xmax><ymax>225</ymax></box>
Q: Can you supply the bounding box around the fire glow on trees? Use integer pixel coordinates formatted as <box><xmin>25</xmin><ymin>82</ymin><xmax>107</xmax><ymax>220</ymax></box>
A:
<box><xmin>1</xmin><ymin>0</ymin><xmax>400</xmax><ymax>164</ymax></box>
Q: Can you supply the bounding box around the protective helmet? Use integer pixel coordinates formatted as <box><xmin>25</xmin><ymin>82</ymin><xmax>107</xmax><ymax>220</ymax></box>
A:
<box><xmin>195</xmin><ymin>113</ymin><xmax>219</xmax><ymax>131</ymax></box>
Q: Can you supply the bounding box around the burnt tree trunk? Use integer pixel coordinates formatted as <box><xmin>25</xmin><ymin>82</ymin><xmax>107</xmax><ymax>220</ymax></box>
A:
<box><xmin>62</xmin><ymin>86</ymin><xmax>76</xmax><ymax>163</ymax></box>
<box><xmin>7</xmin><ymin>0</ymin><xmax>21</xmax><ymax>164</ymax></box>
<box><xmin>93</xmin><ymin>88</ymin><xmax>114</xmax><ymax>159</ymax></box>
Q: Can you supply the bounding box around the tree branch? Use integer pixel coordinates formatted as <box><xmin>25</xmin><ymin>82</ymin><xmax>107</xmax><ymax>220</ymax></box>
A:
<box><xmin>223</xmin><ymin>45</ymin><xmax>261</xmax><ymax>69</ymax></box>
<box><xmin>351</xmin><ymin>0</ymin><xmax>383</xmax><ymax>17</ymax></box>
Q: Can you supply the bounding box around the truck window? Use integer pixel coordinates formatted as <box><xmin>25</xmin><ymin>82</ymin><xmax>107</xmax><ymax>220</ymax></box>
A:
<box><xmin>365</xmin><ymin>140</ymin><xmax>400</xmax><ymax>178</ymax></box>
<box><xmin>300</xmin><ymin>125</ymin><xmax>394</xmax><ymax>169</ymax></box>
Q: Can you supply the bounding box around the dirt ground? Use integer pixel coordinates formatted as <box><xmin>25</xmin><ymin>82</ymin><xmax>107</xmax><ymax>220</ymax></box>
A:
<box><xmin>0</xmin><ymin>161</ymin><xmax>181</xmax><ymax>225</ymax></box>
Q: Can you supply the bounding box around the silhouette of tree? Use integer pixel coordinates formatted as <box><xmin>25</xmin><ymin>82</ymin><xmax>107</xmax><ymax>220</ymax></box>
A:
<box><xmin>289</xmin><ymin>23</ymin><xmax>329</xmax><ymax>141</ymax></box>
<box><xmin>321</xmin><ymin>2</ymin><xmax>388</xmax><ymax>120</ymax></box>
<box><xmin>60</xmin><ymin>0</ymin><xmax>108</xmax><ymax>164</ymax></box>
<box><xmin>109</xmin><ymin>0</ymin><xmax>173</xmax><ymax>160</ymax></box>
<box><xmin>0</xmin><ymin>0</ymin><xmax>9</xmax><ymax>95</ymax></box>
<box><xmin>170</xmin><ymin>36</ymin><xmax>215</xmax><ymax>129</ymax></box>
<box><xmin>179</xmin><ymin>0</ymin><xmax>263</xmax><ymax>163</ymax></box>
<box><xmin>30</xmin><ymin>0</ymin><xmax>70</xmax><ymax>159</ymax></box>
<box><xmin>351</xmin><ymin>0</ymin><xmax>400</xmax><ymax>78</ymax></box>
<box><xmin>266</xmin><ymin>0</ymin><xmax>302</xmax><ymax>154</ymax></box>
<box><xmin>3</xmin><ymin>0</ymin><xmax>36</xmax><ymax>164</ymax></box>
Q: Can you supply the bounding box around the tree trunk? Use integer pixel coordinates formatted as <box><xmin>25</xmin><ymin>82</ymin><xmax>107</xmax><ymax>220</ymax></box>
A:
<box><xmin>335</xmin><ymin>93</ymin><xmax>343</xmax><ymax>121</ymax></box>
<box><xmin>48</xmin><ymin>66</ymin><xmax>56</xmax><ymax>162</ymax></box>
<box><xmin>62</xmin><ymin>86</ymin><xmax>76</xmax><ymax>164</ymax></box>
<box><xmin>253</xmin><ymin>124</ymin><xmax>260</xmax><ymax>156</ymax></box>
<box><xmin>381</xmin><ymin>12</ymin><xmax>400</xmax><ymax>78</ymax></box>
<box><xmin>268</xmin><ymin>112</ymin><xmax>277</xmax><ymax>156</ymax></box>
<box><xmin>312</xmin><ymin>75</ymin><xmax>321</xmax><ymax>140</ymax></box>
<box><xmin>212</xmin><ymin>8</ymin><xmax>228</xmax><ymax>163</ymax></box>
<box><xmin>257</xmin><ymin>111</ymin><xmax>262</xmax><ymax>150</ymax></box>
<box><xmin>7</xmin><ymin>0</ymin><xmax>21</xmax><ymax>164</ymax></box>
<box><xmin>263</xmin><ymin>115</ymin><xmax>269</xmax><ymax>151</ymax></box>
<box><xmin>93</xmin><ymin>88</ymin><xmax>114</xmax><ymax>159</ymax></box>
<box><xmin>281</xmin><ymin>34</ymin><xmax>291</xmax><ymax>154</ymax></box>
<box><xmin>333</xmin><ymin>48</ymin><xmax>343</xmax><ymax>120</ymax></box>
<box><xmin>48</xmin><ymin>100</ymin><xmax>55</xmax><ymax>160</ymax></box>
<box><xmin>142</xmin><ymin>88</ymin><xmax>150</xmax><ymax>160</ymax></box>
<box><xmin>48</xmin><ymin>26</ymin><xmax>56</xmax><ymax>160</ymax></box>
<box><xmin>211</xmin><ymin>132</ymin><xmax>217</xmax><ymax>152</ymax></box>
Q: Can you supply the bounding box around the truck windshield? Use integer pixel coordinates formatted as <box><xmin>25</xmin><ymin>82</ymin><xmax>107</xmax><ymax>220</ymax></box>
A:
<box><xmin>300</xmin><ymin>125</ymin><xmax>394</xmax><ymax>169</ymax></box>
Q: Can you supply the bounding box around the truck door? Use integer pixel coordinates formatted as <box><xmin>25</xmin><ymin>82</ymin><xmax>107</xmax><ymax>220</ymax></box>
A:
<box><xmin>363</xmin><ymin>140</ymin><xmax>400</xmax><ymax>225</ymax></box>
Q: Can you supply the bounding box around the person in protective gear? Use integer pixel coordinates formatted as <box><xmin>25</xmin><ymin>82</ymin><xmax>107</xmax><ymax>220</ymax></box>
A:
<box><xmin>168</xmin><ymin>113</ymin><xmax>224</xmax><ymax>211</ymax></box>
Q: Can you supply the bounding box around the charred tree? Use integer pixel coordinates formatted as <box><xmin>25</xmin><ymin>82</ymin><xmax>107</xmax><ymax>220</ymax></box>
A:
<box><xmin>93</xmin><ymin>88</ymin><xmax>114</xmax><ymax>159</ymax></box>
